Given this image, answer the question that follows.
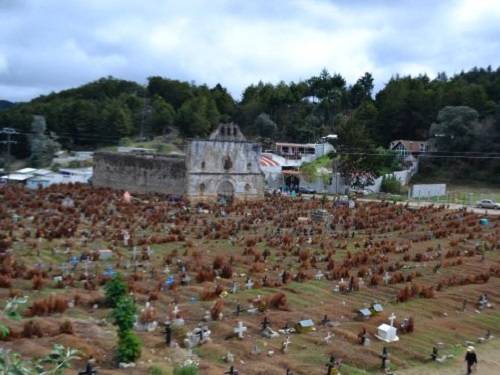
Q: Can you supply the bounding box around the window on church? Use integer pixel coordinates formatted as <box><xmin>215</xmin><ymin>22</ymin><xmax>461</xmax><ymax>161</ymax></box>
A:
<box><xmin>247</xmin><ymin>162</ymin><xmax>251</xmax><ymax>170</ymax></box>
<box><xmin>223</xmin><ymin>155</ymin><xmax>233</xmax><ymax>170</ymax></box>
<box><xmin>244</xmin><ymin>183</ymin><xmax>251</xmax><ymax>192</ymax></box>
<box><xmin>201</xmin><ymin>161</ymin><xmax>206</xmax><ymax>170</ymax></box>
<box><xmin>199</xmin><ymin>183</ymin><xmax>206</xmax><ymax>193</ymax></box>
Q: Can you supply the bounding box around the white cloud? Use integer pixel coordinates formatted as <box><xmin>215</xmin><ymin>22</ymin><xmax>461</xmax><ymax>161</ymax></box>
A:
<box><xmin>0</xmin><ymin>0</ymin><xmax>499</xmax><ymax>101</ymax></box>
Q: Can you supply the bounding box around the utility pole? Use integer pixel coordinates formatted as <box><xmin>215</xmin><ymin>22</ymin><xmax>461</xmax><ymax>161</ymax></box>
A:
<box><xmin>0</xmin><ymin>127</ymin><xmax>18</xmax><ymax>174</ymax></box>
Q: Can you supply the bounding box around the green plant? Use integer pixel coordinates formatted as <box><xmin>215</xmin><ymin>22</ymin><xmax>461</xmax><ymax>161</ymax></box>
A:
<box><xmin>149</xmin><ymin>366</ymin><xmax>166</xmax><ymax>375</ymax></box>
<box><xmin>111</xmin><ymin>296</ymin><xmax>137</xmax><ymax>331</ymax></box>
<box><xmin>105</xmin><ymin>273</ymin><xmax>128</xmax><ymax>307</ymax></box>
<box><xmin>0</xmin><ymin>344</ymin><xmax>79</xmax><ymax>374</ymax></box>
<box><xmin>117</xmin><ymin>329</ymin><xmax>142</xmax><ymax>363</ymax></box>
<box><xmin>173</xmin><ymin>363</ymin><xmax>199</xmax><ymax>375</ymax></box>
<box><xmin>381</xmin><ymin>175</ymin><xmax>402</xmax><ymax>194</ymax></box>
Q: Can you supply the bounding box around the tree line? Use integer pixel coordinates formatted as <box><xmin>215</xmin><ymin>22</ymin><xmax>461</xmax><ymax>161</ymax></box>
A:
<box><xmin>1</xmin><ymin>67</ymin><xmax>499</xmax><ymax>177</ymax></box>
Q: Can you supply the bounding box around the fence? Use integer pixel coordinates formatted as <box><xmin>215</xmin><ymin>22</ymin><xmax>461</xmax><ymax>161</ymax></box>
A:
<box><xmin>409</xmin><ymin>191</ymin><xmax>500</xmax><ymax>207</ymax></box>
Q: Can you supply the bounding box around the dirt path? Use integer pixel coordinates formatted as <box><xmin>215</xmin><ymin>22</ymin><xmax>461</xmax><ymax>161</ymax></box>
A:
<box><xmin>397</xmin><ymin>339</ymin><xmax>500</xmax><ymax>375</ymax></box>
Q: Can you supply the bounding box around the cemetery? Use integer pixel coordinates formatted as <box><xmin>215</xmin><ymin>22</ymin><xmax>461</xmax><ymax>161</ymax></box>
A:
<box><xmin>0</xmin><ymin>183</ymin><xmax>500</xmax><ymax>374</ymax></box>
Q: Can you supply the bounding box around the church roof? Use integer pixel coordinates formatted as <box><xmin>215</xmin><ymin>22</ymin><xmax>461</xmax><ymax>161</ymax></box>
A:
<box><xmin>209</xmin><ymin>123</ymin><xmax>247</xmax><ymax>141</ymax></box>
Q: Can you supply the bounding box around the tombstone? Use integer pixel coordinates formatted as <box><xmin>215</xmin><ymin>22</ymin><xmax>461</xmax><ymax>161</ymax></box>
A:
<box><xmin>324</xmin><ymin>331</ymin><xmax>333</xmax><ymax>344</ymax></box>
<box><xmin>383</xmin><ymin>272</ymin><xmax>391</xmax><ymax>285</ymax></box>
<box><xmin>224</xmin><ymin>366</ymin><xmax>239</xmax><ymax>375</ymax></box>
<box><xmin>245</xmin><ymin>278</ymin><xmax>254</xmax><ymax>290</ymax></box>
<box><xmin>235</xmin><ymin>304</ymin><xmax>242</xmax><ymax>316</ymax></box>
<box><xmin>261</xmin><ymin>326</ymin><xmax>279</xmax><ymax>339</ymax></box>
<box><xmin>325</xmin><ymin>355</ymin><xmax>338</xmax><ymax>375</ymax></box>
<box><xmin>70</xmin><ymin>256</ymin><xmax>79</xmax><ymax>270</ymax></box>
<box><xmin>295</xmin><ymin>319</ymin><xmax>315</xmax><ymax>334</ymax></box>
<box><xmin>233</xmin><ymin>321</ymin><xmax>247</xmax><ymax>339</ymax></box>
<box><xmin>184</xmin><ymin>326</ymin><xmax>211</xmax><ymax>348</ymax></box>
<box><xmin>261</xmin><ymin>316</ymin><xmax>271</xmax><ymax>331</ymax></box>
<box><xmin>314</xmin><ymin>270</ymin><xmax>324</xmax><ymax>281</ymax></box>
<box><xmin>122</xmin><ymin>230</ymin><xmax>130</xmax><ymax>247</ymax></box>
<box><xmin>251</xmin><ymin>343</ymin><xmax>261</xmax><ymax>355</ymax></box>
<box><xmin>371</xmin><ymin>303</ymin><xmax>384</xmax><ymax>314</ymax></box>
<box><xmin>98</xmin><ymin>249</ymin><xmax>113</xmax><ymax>261</ymax></box>
<box><xmin>78</xmin><ymin>362</ymin><xmax>97</xmax><ymax>375</ymax></box>
<box><xmin>281</xmin><ymin>335</ymin><xmax>291</xmax><ymax>353</ymax></box>
<box><xmin>431</xmin><ymin>346</ymin><xmax>438</xmax><ymax>361</ymax></box>
<box><xmin>376</xmin><ymin>323</ymin><xmax>399</xmax><ymax>343</ymax></box>
<box><xmin>181</xmin><ymin>273</ymin><xmax>191</xmax><ymax>285</ymax></box>
<box><xmin>164</xmin><ymin>322</ymin><xmax>172</xmax><ymax>346</ymax></box>
<box><xmin>230</xmin><ymin>280</ymin><xmax>239</xmax><ymax>294</ymax></box>
<box><xmin>62</xmin><ymin>197</ymin><xmax>75</xmax><ymax>209</ymax></box>
<box><xmin>286</xmin><ymin>369</ymin><xmax>293</xmax><ymax>375</ymax></box>
<box><xmin>380</xmin><ymin>347</ymin><xmax>389</xmax><ymax>370</ymax></box>
<box><xmin>358</xmin><ymin>308</ymin><xmax>372</xmax><ymax>320</ymax></box>
<box><xmin>165</xmin><ymin>276</ymin><xmax>175</xmax><ymax>289</ymax></box>
<box><xmin>224</xmin><ymin>352</ymin><xmax>235</xmax><ymax>363</ymax></box>
<box><xmin>103</xmin><ymin>265</ymin><xmax>116</xmax><ymax>278</ymax></box>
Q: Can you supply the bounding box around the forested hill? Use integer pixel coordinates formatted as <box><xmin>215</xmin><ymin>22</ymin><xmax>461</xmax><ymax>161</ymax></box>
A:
<box><xmin>0</xmin><ymin>100</ymin><xmax>15</xmax><ymax>111</ymax></box>
<box><xmin>1</xmin><ymin>67</ymin><xmax>500</xmax><ymax>161</ymax></box>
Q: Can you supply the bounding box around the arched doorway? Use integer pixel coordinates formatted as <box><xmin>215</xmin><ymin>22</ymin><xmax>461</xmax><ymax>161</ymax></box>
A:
<box><xmin>217</xmin><ymin>180</ymin><xmax>234</xmax><ymax>204</ymax></box>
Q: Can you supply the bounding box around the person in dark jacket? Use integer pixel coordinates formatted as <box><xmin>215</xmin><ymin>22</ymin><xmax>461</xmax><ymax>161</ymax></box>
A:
<box><xmin>465</xmin><ymin>346</ymin><xmax>478</xmax><ymax>374</ymax></box>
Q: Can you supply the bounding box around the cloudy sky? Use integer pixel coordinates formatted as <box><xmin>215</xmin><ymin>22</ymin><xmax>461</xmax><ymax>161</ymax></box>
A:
<box><xmin>1</xmin><ymin>0</ymin><xmax>500</xmax><ymax>102</ymax></box>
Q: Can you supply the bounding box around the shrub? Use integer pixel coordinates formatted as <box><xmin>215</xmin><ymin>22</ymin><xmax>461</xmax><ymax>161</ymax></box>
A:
<box><xmin>59</xmin><ymin>320</ymin><xmax>74</xmax><ymax>335</ymax></box>
<box><xmin>117</xmin><ymin>329</ymin><xmax>142</xmax><ymax>363</ymax></box>
<box><xmin>111</xmin><ymin>296</ymin><xmax>137</xmax><ymax>332</ymax></box>
<box><xmin>105</xmin><ymin>273</ymin><xmax>128</xmax><ymax>307</ymax></box>
<box><xmin>381</xmin><ymin>175</ymin><xmax>402</xmax><ymax>194</ymax></box>
<box><xmin>173</xmin><ymin>364</ymin><xmax>199</xmax><ymax>375</ymax></box>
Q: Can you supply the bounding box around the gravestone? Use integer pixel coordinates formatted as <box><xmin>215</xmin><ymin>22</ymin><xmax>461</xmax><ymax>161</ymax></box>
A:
<box><xmin>233</xmin><ymin>321</ymin><xmax>247</xmax><ymax>339</ymax></box>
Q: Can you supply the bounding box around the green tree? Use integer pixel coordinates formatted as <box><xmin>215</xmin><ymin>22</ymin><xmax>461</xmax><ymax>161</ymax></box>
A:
<box><xmin>429</xmin><ymin>106</ymin><xmax>479</xmax><ymax>152</ymax></box>
<box><xmin>117</xmin><ymin>329</ymin><xmax>142</xmax><ymax>363</ymax></box>
<box><xmin>105</xmin><ymin>273</ymin><xmax>128</xmax><ymax>308</ymax></box>
<box><xmin>151</xmin><ymin>95</ymin><xmax>175</xmax><ymax>134</ymax></box>
<box><xmin>254</xmin><ymin>113</ymin><xmax>277</xmax><ymax>138</ymax></box>
<box><xmin>111</xmin><ymin>296</ymin><xmax>137</xmax><ymax>331</ymax></box>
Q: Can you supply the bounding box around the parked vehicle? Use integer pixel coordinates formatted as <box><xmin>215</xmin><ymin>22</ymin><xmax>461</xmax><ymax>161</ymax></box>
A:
<box><xmin>298</xmin><ymin>186</ymin><xmax>316</xmax><ymax>194</ymax></box>
<box><xmin>476</xmin><ymin>199</ymin><xmax>500</xmax><ymax>209</ymax></box>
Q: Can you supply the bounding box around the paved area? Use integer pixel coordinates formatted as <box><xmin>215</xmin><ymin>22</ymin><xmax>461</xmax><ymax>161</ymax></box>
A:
<box><xmin>398</xmin><ymin>339</ymin><xmax>500</xmax><ymax>375</ymax></box>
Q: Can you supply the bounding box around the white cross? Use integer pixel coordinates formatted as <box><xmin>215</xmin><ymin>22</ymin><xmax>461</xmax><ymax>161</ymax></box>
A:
<box><xmin>383</xmin><ymin>272</ymin><xmax>391</xmax><ymax>285</ymax></box>
<box><xmin>245</xmin><ymin>279</ymin><xmax>254</xmax><ymax>289</ymax></box>
<box><xmin>132</xmin><ymin>246</ymin><xmax>138</xmax><ymax>260</ymax></box>
<box><xmin>324</xmin><ymin>331</ymin><xmax>333</xmax><ymax>344</ymax></box>
<box><xmin>282</xmin><ymin>335</ymin><xmax>291</xmax><ymax>352</ymax></box>
<box><xmin>173</xmin><ymin>305</ymin><xmax>180</xmax><ymax>317</ymax></box>
<box><xmin>123</xmin><ymin>231</ymin><xmax>130</xmax><ymax>246</ymax></box>
<box><xmin>234</xmin><ymin>321</ymin><xmax>247</xmax><ymax>339</ymax></box>
<box><xmin>389</xmin><ymin>313</ymin><xmax>396</xmax><ymax>327</ymax></box>
<box><xmin>315</xmin><ymin>270</ymin><xmax>324</xmax><ymax>281</ymax></box>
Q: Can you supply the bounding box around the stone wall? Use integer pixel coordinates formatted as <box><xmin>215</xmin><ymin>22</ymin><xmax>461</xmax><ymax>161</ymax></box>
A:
<box><xmin>186</xmin><ymin>140</ymin><xmax>265</xmax><ymax>201</ymax></box>
<box><xmin>93</xmin><ymin>152</ymin><xmax>186</xmax><ymax>195</ymax></box>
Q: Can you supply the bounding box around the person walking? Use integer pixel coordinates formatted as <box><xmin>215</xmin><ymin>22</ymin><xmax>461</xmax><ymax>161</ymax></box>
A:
<box><xmin>465</xmin><ymin>346</ymin><xmax>478</xmax><ymax>374</ymax></box>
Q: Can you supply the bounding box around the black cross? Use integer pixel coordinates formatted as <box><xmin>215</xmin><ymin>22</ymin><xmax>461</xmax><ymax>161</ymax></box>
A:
<box><xmin>381</xmin><ymin>347</ymin><xmax>388</xmax><ymax>369</ymax></box>
<box><xmin>286</xmin><ymin>369</ymin><xmax>294</xmax><ymax>375</ymax></box>
<box><xmin>325</xmin><ymin>355</ymin><xmax>336</xmax><ymax>375</ymax></box>
<box><xmin>78</xmin><ymin>362</ymin><xmax>97</xmax><ymax>375</ymax></box>
<box><xmin>431</xmin><ymin>346</ymin><xmax>438</xmax><ymax>361</ymax></box>
<box><xmin>321</xmin><ymin>314</ymin><xmax>330</xmax><ymax>325</ymax></box>
<box><xmin>261</xmin><ymin>316</ymin><xmax>270</xmax><ymax>331</ymax></box>
<box><xmin>235</xmin><ymin>304</ymin><xmax>241</xmax><ymax>316</ymax></box>
<box><xmin>224</xmin><ymin>365</ymin><xmax>239</xmax><ymax>375</ymax></box>
<box><xmin>164</xmin><ymin>322</ymin><xmax>172</xmax><ymax>346</ymax></box>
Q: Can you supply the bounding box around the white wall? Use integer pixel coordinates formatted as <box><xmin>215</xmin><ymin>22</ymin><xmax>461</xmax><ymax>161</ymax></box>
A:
<box><xmin>411</xmin><ymin>184</ymin><xmax>447</xmax><ymax>198</ymax></box>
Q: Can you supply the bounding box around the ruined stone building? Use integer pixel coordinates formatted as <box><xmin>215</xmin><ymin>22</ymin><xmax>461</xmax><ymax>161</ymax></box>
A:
<box><xmin>93</xmin><ymin>123</ymin><xmax>265</xmax><ymax>202</ymax></box>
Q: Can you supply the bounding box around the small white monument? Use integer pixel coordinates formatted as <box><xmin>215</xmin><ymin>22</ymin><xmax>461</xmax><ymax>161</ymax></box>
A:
<box><xmin>376</xmin><ymin>313</ymin><xmax>399</xmax><ymax>342</ymax></box>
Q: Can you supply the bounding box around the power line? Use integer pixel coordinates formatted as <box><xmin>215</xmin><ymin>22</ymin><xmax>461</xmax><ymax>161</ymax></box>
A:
<box><xmin>335</xmin><ymin>151</ymin><xmax>500</xmax><ymax>160</ymax></box>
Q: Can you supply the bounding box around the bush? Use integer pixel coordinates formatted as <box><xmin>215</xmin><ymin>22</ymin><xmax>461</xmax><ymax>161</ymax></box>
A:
<box><xmin>105</xmin><ymin>273</ymin><xmax>128</xmax><ymax>307</ymax></box>
<box><xmin>173</xmin><ymin>364</ymin><xmax>199</xmax><ymax>375</ymax></box>
<box><xmin>117</xmin><ymin>329</ymin><xmax>142</xmax><ymax>363</ymax></box>
<box><xmin>111</xmin><ymin>296</ymin><xmax>137</xmax><ymax>332</ymax></box>
<box><xmin>381</xmin><ymin>175</ymin><xmax>402</xmax><ymax>194</ymax></box>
